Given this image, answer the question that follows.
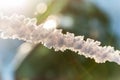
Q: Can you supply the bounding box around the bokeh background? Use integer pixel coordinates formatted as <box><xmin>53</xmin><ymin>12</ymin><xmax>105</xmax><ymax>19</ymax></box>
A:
<box><xmin>0</xmin><ymin>0</ymin><xmax>120</xmax><ymax>80</ymax></box>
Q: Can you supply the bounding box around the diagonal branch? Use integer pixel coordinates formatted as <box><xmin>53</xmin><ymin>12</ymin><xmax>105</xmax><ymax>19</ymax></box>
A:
<box><xmin>0</xmin><ymin>14</ymin><xmax>120</xmax><ymax>65</ymax></box>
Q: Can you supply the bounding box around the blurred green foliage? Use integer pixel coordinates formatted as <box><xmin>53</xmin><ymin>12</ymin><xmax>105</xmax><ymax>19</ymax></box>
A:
<box><xmin>16</xmin><ymin>0</ymin><xmax>120</xmax><ymax>80</ymax></box>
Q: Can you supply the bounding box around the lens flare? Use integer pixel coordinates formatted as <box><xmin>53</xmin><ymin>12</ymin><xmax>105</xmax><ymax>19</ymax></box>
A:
<box><xmin>36</xmin><ymin>2</ymin><xmax>47</xmax><ymax>14</ymax></box>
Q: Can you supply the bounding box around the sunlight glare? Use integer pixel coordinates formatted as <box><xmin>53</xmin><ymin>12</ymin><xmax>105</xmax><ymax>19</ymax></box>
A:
<box><xmin>0</xmin><ymin>0</ymin><xmax>26</xmax><ymax>10</ymax></box>
<box><xmin>43</xmin><ymin>19</ymin><xmax>57</xmax><ymax>30</ymax></box>
<box><xmin>43</xmin><ymin>15</ymin><xmax>59</xmax><ymax>30</ymax></box>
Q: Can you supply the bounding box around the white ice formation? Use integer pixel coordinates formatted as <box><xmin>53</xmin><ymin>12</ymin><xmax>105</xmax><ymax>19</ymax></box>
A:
<box><xmin>0</xmin><ymin>14</ymin><xmax>120</xmax><ymax>65</ymax></box>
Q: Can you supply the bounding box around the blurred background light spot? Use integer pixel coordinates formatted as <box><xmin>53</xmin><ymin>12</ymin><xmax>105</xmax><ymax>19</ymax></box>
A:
<box><xmin>35</xmin><ymin>2</ymin><xmax>47</xmax><ymax>15</ymax></box>
<box><xmin>43</xmin><ymin>15</ymin><xmax>59</xmax><ymax>30</ymax></box>
<box><xmin>43</xmin><ymin>19</ymin><xmax>57</xmax><ymax>30</ymax></box>
<box><xmin>60</xmin><ymin>15</ymin><xmax>74</xmax><ymax>28</ymax></box>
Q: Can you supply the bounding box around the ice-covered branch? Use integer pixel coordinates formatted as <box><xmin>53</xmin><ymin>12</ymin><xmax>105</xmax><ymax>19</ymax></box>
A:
<box><xmin>0</xmin><ymin>14</ymin><xmax>120</xmax><ymax>65</ymax></box>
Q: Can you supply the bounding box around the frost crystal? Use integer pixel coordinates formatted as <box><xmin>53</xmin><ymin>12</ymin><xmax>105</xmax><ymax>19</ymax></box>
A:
<box><xmin>0</xmin><ymin>14</ymin><xmax>120</xmax><ymax>65</ymax></box>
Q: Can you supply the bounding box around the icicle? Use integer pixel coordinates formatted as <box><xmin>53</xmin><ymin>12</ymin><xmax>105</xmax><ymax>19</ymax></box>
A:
<box><xmin>0</xmin><ymin>14</ymin><xmax>120</xmax><ymax>65</ymax></box>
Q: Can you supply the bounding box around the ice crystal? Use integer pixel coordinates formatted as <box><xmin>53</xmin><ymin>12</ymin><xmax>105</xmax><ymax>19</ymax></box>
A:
<box><xmin>0</xmin><ymin>14</ymin><xmax>120</xmax><ymax>65</ymax></box>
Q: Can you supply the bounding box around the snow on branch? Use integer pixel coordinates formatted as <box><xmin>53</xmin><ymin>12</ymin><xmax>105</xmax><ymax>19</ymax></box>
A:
<box><xmin>0</xmin><ymin>14</ymin><xmax>120</xmax><ymax>65</ymax></box>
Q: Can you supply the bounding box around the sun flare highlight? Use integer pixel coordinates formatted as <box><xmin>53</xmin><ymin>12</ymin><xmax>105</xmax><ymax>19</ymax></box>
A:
<box><xmin>0</xmin><ymin>0</ymin><xmax>26</xmax><ymax>12</ymax></box>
